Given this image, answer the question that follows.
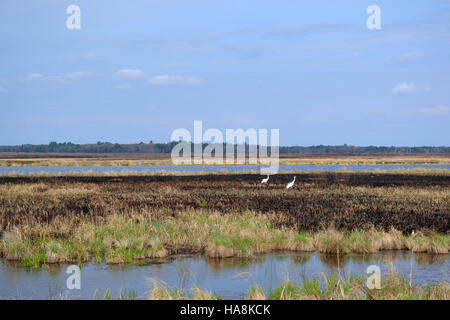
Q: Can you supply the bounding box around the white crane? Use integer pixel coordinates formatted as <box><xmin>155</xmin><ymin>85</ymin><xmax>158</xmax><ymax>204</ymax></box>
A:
<box><xmin>261</xmin><ymin>174</ymin><xmax>270</xmax><ymax>184</ymax></box>
<box><xmin>286</xmin><ymin>176</ymin><xmax>296</xmax><ymax>189</ymax></box>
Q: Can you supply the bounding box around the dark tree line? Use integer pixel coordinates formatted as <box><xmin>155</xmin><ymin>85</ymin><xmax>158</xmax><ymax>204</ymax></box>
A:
<box><xmin>0</xmin><ymin>141</ymin><xmax>448</xmax><ymax>154</ymax></box>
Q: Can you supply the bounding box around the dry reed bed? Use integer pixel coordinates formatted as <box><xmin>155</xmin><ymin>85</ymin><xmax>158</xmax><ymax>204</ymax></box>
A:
<box><xmin>1</xmin><ymin>153</ymin><xmax>449</xmax><ymax>167</ymax></box>
<box><xmin>0</xmin><ymin>210</ymin><xmax>448</xmax><ymax>267</ymax></box>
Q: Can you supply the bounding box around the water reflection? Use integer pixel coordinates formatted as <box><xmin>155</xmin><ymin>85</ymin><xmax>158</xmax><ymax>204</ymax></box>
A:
<box><xmin>0</xmin><ymin>252</ymin><xmax>448</xmax><ymax>299</ymax></box>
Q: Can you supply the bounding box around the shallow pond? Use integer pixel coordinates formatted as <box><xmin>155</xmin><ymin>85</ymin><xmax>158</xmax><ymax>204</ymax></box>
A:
<box><xmin>0</xmin><ymin>252</ymin><xmax>448</xmax><ymax>299</ymax></box>
<box><xmin>0</xmin><ymin>164</ymin><xmax>449</xmax><ymax>175</ymax></box>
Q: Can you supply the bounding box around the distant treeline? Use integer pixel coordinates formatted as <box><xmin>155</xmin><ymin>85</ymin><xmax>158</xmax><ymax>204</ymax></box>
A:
<box><xmin>0</xmin><ymin>141</ymin><xmax>449</xmax><ymax>154</ymax></box>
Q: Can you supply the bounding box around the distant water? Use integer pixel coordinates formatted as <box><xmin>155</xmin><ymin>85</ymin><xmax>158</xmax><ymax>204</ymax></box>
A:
<box><xmin>0</xmin><ymin>164</ymin><xmax>449</xmax><ymax>175</ymax></box>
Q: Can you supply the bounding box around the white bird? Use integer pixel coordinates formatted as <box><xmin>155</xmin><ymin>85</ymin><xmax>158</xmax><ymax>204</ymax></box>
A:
<box><xmin>286</xmin><ymin>176</ymin><xmax>296</xmax><ymax>189</ymax></box>
<box><xmin>261</xmin><ymin>174</ymin><xmax>270</xmax><ymax>184</ymax></box>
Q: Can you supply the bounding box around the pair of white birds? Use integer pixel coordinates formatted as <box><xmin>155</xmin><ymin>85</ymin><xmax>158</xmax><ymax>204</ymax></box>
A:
<box><xmin>261</xmin><ymin>175</ymin><xmax>296</xmax><ymax>189</ymax></box>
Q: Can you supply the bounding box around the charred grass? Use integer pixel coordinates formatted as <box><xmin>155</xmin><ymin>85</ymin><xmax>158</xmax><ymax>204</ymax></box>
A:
<box><xmin>0</xmin><ymin>172</ymin><xmax>448</xmax><ymax>267</ymax></box>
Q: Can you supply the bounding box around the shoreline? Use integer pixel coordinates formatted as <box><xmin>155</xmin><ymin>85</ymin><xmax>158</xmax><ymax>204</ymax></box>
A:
<box><xmin>0</xmin><ymin>167</ymin><xmax>449</xmax><ymax>178</ymax></box>
<box><xmin>0</xmin><ymin>153</ymin><xmax>449</xmax><ymax>167</ymax></box>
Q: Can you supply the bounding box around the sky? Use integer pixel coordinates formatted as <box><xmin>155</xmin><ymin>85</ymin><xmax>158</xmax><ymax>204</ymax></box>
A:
<box><xmin>0</xmin><ymin>0</ymin><xmax>449</xmax><ymax>146</ymax></box>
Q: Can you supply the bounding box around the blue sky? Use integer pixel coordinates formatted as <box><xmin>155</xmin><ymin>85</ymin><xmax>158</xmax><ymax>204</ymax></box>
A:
<box><xmin>0</xmin><ymin>0</ymin><xmax>449</xmax><ymax>146</ymax></box>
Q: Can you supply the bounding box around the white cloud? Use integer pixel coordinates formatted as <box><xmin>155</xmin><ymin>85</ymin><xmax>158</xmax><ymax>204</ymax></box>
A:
<box><xmin>342</xmin><ymin>52</ymin><xmax>360</xmax><ymax>58</ymax></box>
<box><xmin>26</xmin><ymin>72</ymin><xmax>90</xmax><ymax>81</ymax></box>
<box><xmin>392</xmin><ymin>83</ymin><xmax>416</xmax><ymax>93</ymax></box>
<box><xmin>398</xmin><ymin>51</ymin><xmax>423</xmax><ymax>62</ymax></box>
<box><xmin>85</xmin><ymin>53</ymin><xmax>97</xmax><ymax>61</ymax></box>
<box><xmin>147</xmin><ymin>74</ymin><xmax>203</xmax><ymax>85</ymax></box>
<box><xmin>116</xmin><ymin>69</ymin><xmax>145</xmax><ymax>79</ymax></box>
<box><xmin>114</xmin><ymin>84</ymin><xmax>131</xmax><ymax>90</ymax></box>
<box><xmin>419</xmin><ymin>105</ymin><xmax>449</xmax><ymax>115</ymax></box>
<box><xmin>27</xmin><ymin>73</ymin><xmax>45</xmax><ymax>80</ymax></box>
<box><xmin>64</xmin><ymin>72</ymin><xmax>91</xmax><ymax>79</ymax></box>
<box><xmin>20</xmin><ymin>89</ymin><xmax>40</xmax><ymax>95</ymax></box>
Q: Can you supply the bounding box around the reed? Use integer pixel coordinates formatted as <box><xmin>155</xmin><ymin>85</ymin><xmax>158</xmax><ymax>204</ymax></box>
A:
<box><xmin>145</xmin><ymin>272</ymin><xmax>449</xmax><ymax>300</ymax></box>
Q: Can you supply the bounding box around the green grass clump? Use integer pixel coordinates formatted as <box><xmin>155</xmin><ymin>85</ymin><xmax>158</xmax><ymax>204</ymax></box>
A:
<box><xmin>94</xmin><ymin>289</ymin><xmax>137</xmax><ymax>300</ymax></box>
<box><xmin>2</xmin><ymin>209</ymin><xmax>449</xmax><ymax>267</ymax></box>
<box><xmin>144</xmin><ymin>273</ymin><xmax>449</xmax><ymax>300</ymax></box>
<box><xmin>268</xmin><ymin>281</ymin><xmax>302</xmax><ymax>300</ymax></box>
